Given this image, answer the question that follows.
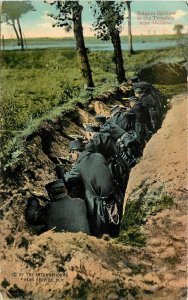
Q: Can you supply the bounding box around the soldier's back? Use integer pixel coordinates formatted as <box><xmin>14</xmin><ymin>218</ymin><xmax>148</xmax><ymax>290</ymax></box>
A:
<box><xmin>77</xmin><ymin>151</ymin><xmax>114</xmax><ymax>197</ymax></box>
<box><xmin>100</xmin><ymin>120</ymin><xmax>125</xmax><ymax>141</ymax></box>
<box><xmin>46</xmin><ymin>193</ymin><xmax>90</xmax><ymax>234</ymax></box>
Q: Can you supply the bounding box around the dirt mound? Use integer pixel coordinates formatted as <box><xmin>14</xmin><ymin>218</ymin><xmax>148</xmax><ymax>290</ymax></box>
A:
<box><xmin>122</xmin><ymin>93</ymin><xmax>187</xmax><ymax>300</ymax></box>
<box><xmin>138</xmin><ymin>63</ymin><xmax>187</xmax><ymax>84</ymax></box>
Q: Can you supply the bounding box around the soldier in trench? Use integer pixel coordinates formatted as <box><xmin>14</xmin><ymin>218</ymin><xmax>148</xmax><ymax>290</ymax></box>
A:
<box><xmin>134</xmin><ymin>86</ymin><xmax>162</xmax><ymax>132</ymax></box>
<box><xmin>25</xmin><ymin>178</ymin><xmax>90</xmax><ymax>235</ymax></box>
<box><xmin>132</xmin><ymin>76</ymin><xmax>163</xmax><ymax>106</ymax></box>
<box><xmin>84</xmin><ymin>124</ymin><xmax>118</xmax><ymax>161</ymax></box>
<box><xmin>64</xmin><ymin>139</ymin><xmax>123</xmax><ymax>237</ymax></box>
<box><xmin>84</xmin><ymin>124</ymin><xmax>129</xmax><ymax>196</ymax></box>
<box><xmin>108</xmin><ymin>106</ymin><xmax>136</xmax><ymax>133</ymax></box>
<box><xmin>96</xmin><ymin>111</ymin><xmax>142</xmax><ymax>167</ymax></box>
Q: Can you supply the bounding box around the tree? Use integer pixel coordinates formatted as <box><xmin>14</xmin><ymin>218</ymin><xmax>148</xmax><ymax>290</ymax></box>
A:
<box><xmin>1</xmin><ymin>1</ymin><xmax>35</xmax><ymax>50</ymax></box>
<box><xmin>126</xmin><ymin>1</ymin><xmax>134</xmax><ymax>56</ymax></box>
<box><xmin>173</xmin><ymin>24</ymin><xmax>184</xmax><ymax>36</ymax></box>
<box><xmin>46</xmin><ymin>0</ymin><xmax>94</xmax><ymax>88</ymax></box>
<box><xmin>91</xmin><ymin>1</ymin><xmax>127</xmax><ymax>83</ymax></box>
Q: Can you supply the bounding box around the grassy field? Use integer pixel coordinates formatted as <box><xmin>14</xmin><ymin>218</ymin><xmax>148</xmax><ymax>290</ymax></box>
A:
<box><xmin>1</xmin><ymin>46</ymin><xmax>187</xmax><ymax>167</ymax></box>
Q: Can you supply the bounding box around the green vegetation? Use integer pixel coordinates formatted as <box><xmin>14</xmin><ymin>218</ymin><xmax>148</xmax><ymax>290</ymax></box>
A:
<box><xmin>173</xmin><ymin>24</ymin><xmax>184</xmax><ymax>36</ymax></box>
<box><xmin>1</xmin><ymin>46</ymin><xmax>186</xmax><ymax>168</ymax></box>
<box><xmin>1</xmin><ymin>46</ymin><xmax>185</xmax><ymax>130</ymax></box>
<box><xmin>117</xmin><ymin>227</ymin><xmax>147</xmax><ymax>247</ymax></box>
<box><xmin>3</xmin><ymin>34</ymin><xmax>188</xmax><ymax>45</ymax></box>
<box><xmin>116</xmin><ymin>186</ymin><xmax>175</xmax><ymax>247</ymax></box>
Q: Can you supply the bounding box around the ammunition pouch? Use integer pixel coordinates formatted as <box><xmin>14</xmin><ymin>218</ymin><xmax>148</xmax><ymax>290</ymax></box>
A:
<box><xmin>115</xmin><ymin>130</ymin><xmax>142</xmax><ymax>168</ymax></box>
<box><xmin>94</xmin><ymin>196</ymin><xmax>120</xmax><ymax>225</ymax></box>
<box><xmin>117</xmin><ymin>131</ymin><xmax>141</xmax><ymax>155</ymax></box>
<box><xmin>108</xmin><ymin>155</ymin><xmax>129</xmax><ymax>187</ymax></box>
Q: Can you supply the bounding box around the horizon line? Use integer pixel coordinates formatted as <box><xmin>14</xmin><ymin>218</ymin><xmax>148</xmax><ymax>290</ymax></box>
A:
<box><xmin>2</xmin><ymin>33</ymin><xmax>178</xmax><ymax>40</ymax></box>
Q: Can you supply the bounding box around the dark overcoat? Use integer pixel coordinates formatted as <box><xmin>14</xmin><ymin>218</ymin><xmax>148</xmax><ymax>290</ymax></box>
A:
<box><xmin>129</xmin><ymin>101</ymin><xmax>153</xmax><ymax>132</ymax></box>
<box><xmin>64</xmin><ymin>151</ymin><xmax>115</xmax><ymax>236</ymax></box>
<box><xmin>64</xmin><ymin>151</ymin><xmax>114</xmax><ymax>198</ymax></box>
<box><xmin>86</xmin><ymin>132</ymin><xmax>117</xmax><ymax>160</ymax></box>
<box><xmin>139</xmin><ymin>94</ymin><xmax>162</xmax><ymax>131</ymax></box>
<box><xmin>100</xmin><ymin>120</ymin><xmax>125</xmax><ymax>141</ymax></box>
<box><xmin>110</xmin><ymin>111</ymin><xmax>136</xmax><ymax>132</ymax></box>
<box><xmin>25</xmin><ymin>194</ymin><xmax>90</xmax><ymax>234</ymax></box>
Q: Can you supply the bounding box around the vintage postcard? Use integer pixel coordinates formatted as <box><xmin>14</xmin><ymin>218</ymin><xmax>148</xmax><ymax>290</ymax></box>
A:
<box><xmin>0</xmin><ymin>0</ymin><xmax>187</xmax><ymax>299</ymax></box>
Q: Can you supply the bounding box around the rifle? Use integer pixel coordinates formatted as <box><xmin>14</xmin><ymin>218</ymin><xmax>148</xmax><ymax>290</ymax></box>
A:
<box><xmin>58</xmin><ymin>157</ymin><xmax>72</xmax><ymax>164</ymax></box>
<box><xmin>68</xmin><ymin>134</ymin><xmax>85</xmax><ymax>140</ymax></box>
<box><xmin>121</xmin><ymin>97</ymin><xmax>131</xmax><ymax>108</ymax></box>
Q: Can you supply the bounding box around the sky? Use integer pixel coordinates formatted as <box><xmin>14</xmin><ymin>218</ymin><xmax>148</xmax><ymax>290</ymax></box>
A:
<box><xmin>1</xmin><ymin>0</ymin><xmax>188</xmax><ymax>38</ymax></box>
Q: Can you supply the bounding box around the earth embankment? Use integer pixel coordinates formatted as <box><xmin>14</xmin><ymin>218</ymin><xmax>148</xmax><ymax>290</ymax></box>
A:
<box><xmin>126</xmin><ymin>93</ymin><xmax>187</xmax><ymax>200</ymax></box>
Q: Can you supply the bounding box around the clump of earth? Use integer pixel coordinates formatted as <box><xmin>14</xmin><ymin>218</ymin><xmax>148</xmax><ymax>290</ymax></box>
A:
<box><xmin>138</xmin><ymin>63</ymin><xmax>187</xmax><ymax>85</ymax></box>
<box><xmin>0</xmin><ymin>92</ymin><xmax>187</xmax><ymax>300</ymax></box>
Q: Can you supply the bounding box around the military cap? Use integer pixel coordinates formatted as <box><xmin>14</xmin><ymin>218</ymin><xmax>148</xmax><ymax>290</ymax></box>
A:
<box><xmin>134</xmin><ymin>87</ymin><xmax>144</xmax><ymax>93</ymax></box>
<box><xmin>85</xmin><ymin>124</ymin><xmax>100</xmax><ymax>132</ymax></box>
<box><xmin>69</xmin><ymin>140</ymin><xmax>83</xmax><ymax>151</ymax></box>
<box><xmin>129</xmin><ymin>96</ymin><xmax>138</xmax><ymax>102</ymax></box>
<box><xmin>131</xmin><ymin>76</ymin><xmax>139</xmax><ymax>83</ymax></box>
<box><xmin>95</xmin><ymin>115</ymin><xmax>106</xmax><ymax>124</ymax></box>
<box><xmin>45</xmin><ymin>179</ymin><xmax>65</xmax><ymax>196</ymax></box>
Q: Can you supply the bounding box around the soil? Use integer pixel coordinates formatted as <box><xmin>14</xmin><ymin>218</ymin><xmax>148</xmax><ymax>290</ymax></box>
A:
<box><xmin>138</xmin><ymin>63</ymin><xmax>187</xmax><ymax>85</ymax></box>
<box><xmin>0</xmin><ymin>92</ymin><xmax>187</xmax><ymax>300</ymax></box>
<box><xmin>126</xmin><ymin>93</ymin><xmax>187</xmax><ymax>199</ymax></box>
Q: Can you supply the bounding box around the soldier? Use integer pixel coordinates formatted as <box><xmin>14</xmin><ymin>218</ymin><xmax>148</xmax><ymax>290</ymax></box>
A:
<box><xmin>134</xmin><ymin>87</ymin><xmax>162</xmax><ymax>132</ymax></box>
<box><xmin>100</xmin><ymin>119</ymin><xmax>126</xmax><ymax>142</ymax></box>
<box><xmin>84</xmin><ymin>125</ymin><xmax>129</xmax><ymax>196</ymax></box>
<box><xmin>25</xmin><ymin>179</ymin><xmax>90</xmax><ymax>234</ymax></box>
<box><xmin>130</xmin><ymin>77</ymin><xmax>163</xmax><ymax>113</ymax></box>
<box><xmin>64</xmin><ymin>140</ymin><xmax>123</xmax><ymax>237</ymax></box>
<box><xmin>130</xmin><ymin>76</ymin><xmax>158</xmax><ymax>94</ymax></box>
<box><xmin>129</xmin><ymin>94</ymin><xmax>153</xmax><ymax>149</ymax></box>
<box><xmin>99</xmin><ymin>114</ymin><xmax>141</xmax><ymax>169</ymax></box>
<box><xmin>110</xmin><ymin>106</ymin><xmax>136</xmax><ymax>132</ymax></box>
<box><xmin>84</xmin><ymin>124</ymin><xmax>117</xmax><ymax>161</ymax></box>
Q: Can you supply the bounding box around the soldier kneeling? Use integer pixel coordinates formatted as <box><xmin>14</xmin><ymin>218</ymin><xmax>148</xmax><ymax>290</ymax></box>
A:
<box><xmin>25</xmin><ymin>179</ymin><xmax>90</xmax><ymax>235</ymax></box>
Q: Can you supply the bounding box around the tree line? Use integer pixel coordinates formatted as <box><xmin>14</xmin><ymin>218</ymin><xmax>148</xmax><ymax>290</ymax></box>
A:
<box><xmin>1</xmin><ymin>0</ymin><xmax>135</xmax><ymax>87</ymax></box>
<box><xmin>2</xmin><ymin>1</ymin><xmax>185</xmax><ymax>88</ymax></box>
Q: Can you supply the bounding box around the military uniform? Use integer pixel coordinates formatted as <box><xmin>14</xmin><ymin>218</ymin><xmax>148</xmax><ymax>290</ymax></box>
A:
<box><xmin>129</xmin><ymin>101</ymin><xmax>153</xmax><ymax>148</ymax></box>
<box><xmin>25</xmin><ymin>180</ymin><xmax>90</xmax><ymax>235</ymax></box>
<box><xmin>64</xmin><ymin>150</ymin><xmax>121</xmax><ymax>237</ymax></box>
<box><xmin>110</xmin><ymin>111</ymin><xmax>136</xmax><ymax>132</ymax></box>
<box><xmin>100</xmin><ymin>119</ymin><xmax>141</xmax><ymax>171</ymax></box>
<box><xmin>100</xmin><ymin>120</ymin><xmax>126</xmax><ymax>141</ymax></box>
<box><xmin>85</xmin><ymin>131</ymin><xmax>129</xmax><ymax>196</ymax></box>
<box><xmin>85</xmin><ymin>132</ymin><xmax>117</xmax><ymax>160</ymax></box>
<box><xmin>25</xmin><ymin>195</ymin><xmax>90</xmax><ymax>234</ymax></box>
<box><xmin>139</xmin><ymin>93</ymin><xmax>162</xmax><ymax>132</ymax></box>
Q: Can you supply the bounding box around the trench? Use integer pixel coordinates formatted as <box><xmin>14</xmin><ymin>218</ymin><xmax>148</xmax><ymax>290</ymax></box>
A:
<box><xmin>2</xmin><ymin>59</ymin><xmax>186</xmax><ymax>228</ymax></box>
<box><xmin>0</xmin><ymin>86</ymin><xmax>186</xmax><ymax>300</ymax></box>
